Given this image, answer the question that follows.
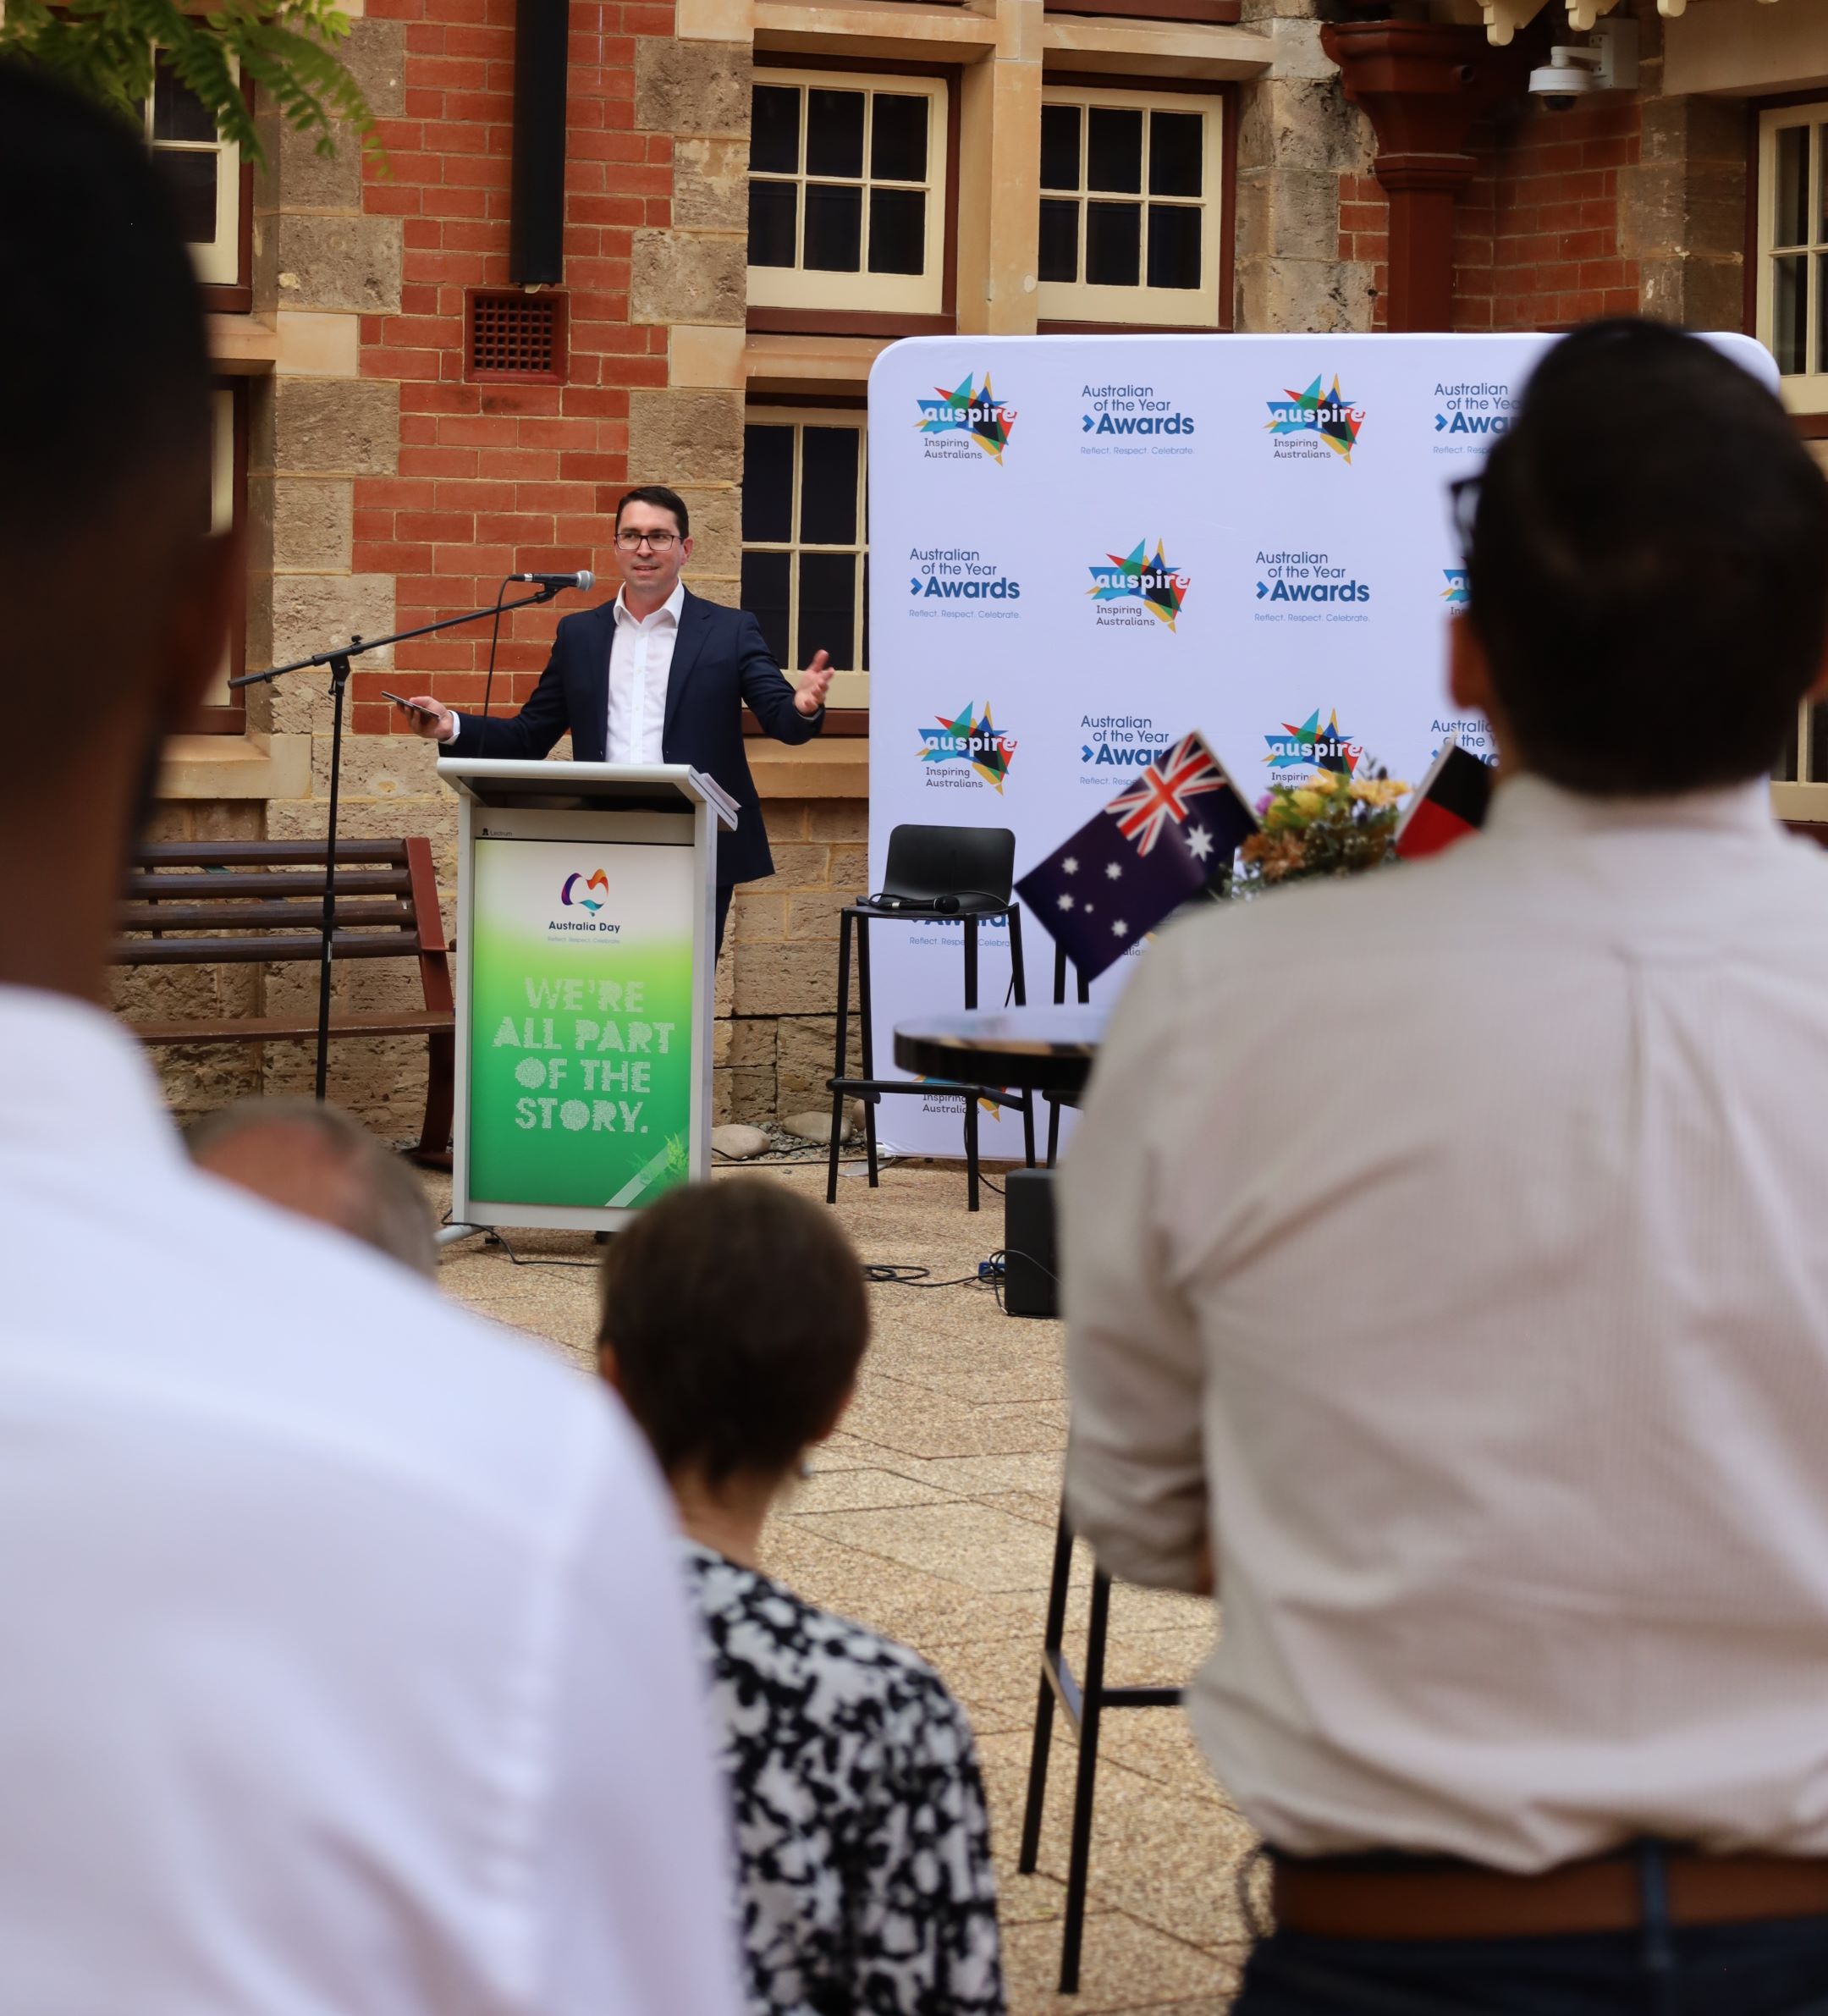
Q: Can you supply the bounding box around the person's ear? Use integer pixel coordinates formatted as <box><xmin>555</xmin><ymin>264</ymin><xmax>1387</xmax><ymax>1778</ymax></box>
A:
<box><xmin>597</xmin><ymin>1338</ymin><xmax>623</xmax><ymax>1392</ymax></box>
<box><xmin>158</xmin><ymin>523</ymin><xmax>243</xmax><ymax>720</ymax></box>
<box><xmin>679</xmin><ymin>532</ymin><xmax>694</xmax><ymax>566</ymax></box>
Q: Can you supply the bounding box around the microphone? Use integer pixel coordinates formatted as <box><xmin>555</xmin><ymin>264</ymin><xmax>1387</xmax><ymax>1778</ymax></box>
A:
<box><xmin>511</xmin><ymin>570</ymin><xmax>593</xmax><ymax>595</ymax></box>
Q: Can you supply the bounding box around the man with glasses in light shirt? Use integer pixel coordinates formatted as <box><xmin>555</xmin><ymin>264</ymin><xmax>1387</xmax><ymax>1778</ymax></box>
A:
<box><xmin>399</xmin><ymin>485</ymin><xmax>833</xmax><ymax>956</ymax></box>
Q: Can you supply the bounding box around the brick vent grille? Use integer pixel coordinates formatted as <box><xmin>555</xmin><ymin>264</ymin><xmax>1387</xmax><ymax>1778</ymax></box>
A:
<box><xmin>465</xmin><ymin>289</ymin><xmax>567</xmax><ymax>383</ymax></box>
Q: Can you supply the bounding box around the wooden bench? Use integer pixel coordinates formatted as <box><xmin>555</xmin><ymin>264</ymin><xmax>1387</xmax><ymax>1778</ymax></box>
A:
<box><xmin>115</xmin><ymin>837</ymin><xmax>454</xmax><ymax>1165</ymax></box>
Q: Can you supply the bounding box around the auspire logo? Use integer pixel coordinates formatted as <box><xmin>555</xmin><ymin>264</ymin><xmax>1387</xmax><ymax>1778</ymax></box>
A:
<box><xmin>1265</xmin><ymin>375</ymin><xmax>1365</xmax><ymax>463</ymax></box>
<box><xmin>560</xmin><ymin>869</ymin><xmax>609</xmax><ymax>912</ymax></box>
<box><xmin>1264</xmin><ymin>708</ymin><xmax>1363</xmax><ymax>776</ymax></box>
<box><xmin>1087</xmin><ymin>540</ymin><xmax>1192</xmax><ymax>631</ymax></box>
<box><xmin>1441</xmin><ymin>568</ymin><xmax>1469</xmax><ymax>609</ymax></box>
<box><xmin>915</xmin><ymin>373</ymin><xmax>1017</xmax><ymax>463</ymax></box>
<box><xmin>918</xmin><ymin>703</ymin><xmax>1018</xmax><ymax>791</ymax></box>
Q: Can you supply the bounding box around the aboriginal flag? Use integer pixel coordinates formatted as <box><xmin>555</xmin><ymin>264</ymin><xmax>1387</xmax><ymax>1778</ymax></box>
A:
<box><xmin>1017</xmin><ymin>730</ymin><xmax>1258</xmax><ymax>983</ymax></box>
<box><xmin>1395</xmin><ymin>739</ymin><xmax>1493</xmax><ymax>860</ymax></box>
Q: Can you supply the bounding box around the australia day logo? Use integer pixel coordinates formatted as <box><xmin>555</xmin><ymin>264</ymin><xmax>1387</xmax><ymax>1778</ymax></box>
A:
<box><xmin>560</xmin><ymin>869</ymin><xmax>608</xmax><ymax>912</ymax></box>
<box><xmin>1079</xmin><ymin>381</ymin><xmax>1196</xmax><ymax>457</ymax></box>
<box><xmin>1264</xmin><ymin>708</ymin><xmax>1364</xmax><ymax>777</ymax></box>
<box><xmin>919</xmin><ymin>703</ymin><xmax>1017</xmax><ymax>792</ymax></box>
<box><xmin>915</xmin><ymin>372</ymin><xmax>1016</xmax><ymax>464</ymax></box>
<box><xmin>907</xmin><ymin>545</ymin><xmax>1021</xmax><ymax>618</ymax></box>
<box><xmin>1433</xmin><ymin>380</ymin><xmax>1514</xmax><ymax>453</ymax></box>
<box><xmin>553</xmin><ymin>868</ymin><xmax>620</xmax><ymax>937</ymax></box>
<box><xmin>1087</xmin><ymin>539</ymin><xmax>1191</xmax><ymax>632</ymax></box>
<box><xmin>1265</xmin><ymin>374</ymin><xmax>1365</xmax><ymax>464</ymax></box>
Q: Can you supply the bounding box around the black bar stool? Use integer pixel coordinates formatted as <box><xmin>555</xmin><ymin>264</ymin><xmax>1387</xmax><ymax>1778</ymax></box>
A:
<box><xmin>1019</xmin><ymin>1508</ymin><xmax>1186</xmax><ymax>1994</ymax></box>
<box><xmin>1044</xmin><ymin>937</ymin><xmax>1093</xmax><ymax>1169</ymax></box>
<box><xmin>826</xmin><ymin>823</ymin><xmax>1036</xmax><ymax>1211</ymax></box>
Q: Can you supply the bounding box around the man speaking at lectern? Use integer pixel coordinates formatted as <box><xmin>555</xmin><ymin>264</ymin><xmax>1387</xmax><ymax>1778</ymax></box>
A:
<box><xmin>398</xmin><ymin>485</ymin><xmax>833</xmax><ymax>956</ymax></box>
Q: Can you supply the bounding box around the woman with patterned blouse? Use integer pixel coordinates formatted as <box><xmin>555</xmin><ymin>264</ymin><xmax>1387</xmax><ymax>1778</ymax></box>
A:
<box><xmin>599</xmin><ymin>1177</ymin><xmax>1005</xmax><ymax>2016</ymax></box>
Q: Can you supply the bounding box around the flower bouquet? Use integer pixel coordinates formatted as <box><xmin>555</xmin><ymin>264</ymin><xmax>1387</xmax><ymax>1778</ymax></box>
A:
<box><xmin>1234</xmin><ymin>766</ymin><xmax>1409</xmax><ymax>893</ymax></box>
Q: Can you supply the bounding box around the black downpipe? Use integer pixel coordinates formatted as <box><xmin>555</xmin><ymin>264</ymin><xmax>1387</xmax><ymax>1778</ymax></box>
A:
<box><xmin>509</xmin><ymin>0</ymin><xmax>569</xmax><ymax>286</ymax></box>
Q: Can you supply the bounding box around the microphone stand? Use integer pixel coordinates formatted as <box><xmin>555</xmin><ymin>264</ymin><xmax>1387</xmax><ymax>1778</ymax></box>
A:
<box><xmin>230</xmin><ymin>584</ymin><xmax>566</xmax><ymax>1103</ymax></box>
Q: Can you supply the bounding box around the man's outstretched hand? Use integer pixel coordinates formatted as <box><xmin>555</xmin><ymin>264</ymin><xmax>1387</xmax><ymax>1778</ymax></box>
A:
<box><xmin>397</xmin><ymin>695</ymin><xmax>456</xmax><ymax>742</ymax></box>
<box><xmin>794</xmin><ymin>650</ymin><xmax>833</xmax><ymax>718</ymax></box>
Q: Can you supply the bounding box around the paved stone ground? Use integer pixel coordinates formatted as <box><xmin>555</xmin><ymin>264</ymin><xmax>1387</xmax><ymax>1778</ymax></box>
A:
<box><xmin>433</xmin><ymin>1155</ymin><xmax>1262</xmax><ymax>2014</ymax></box>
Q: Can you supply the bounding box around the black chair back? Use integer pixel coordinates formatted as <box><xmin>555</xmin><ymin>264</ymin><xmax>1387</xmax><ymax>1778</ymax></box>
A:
<box><xmin>881</xmin><ymin>824</ymin><xmax>1016</xmax><ymax>912</ymax></box>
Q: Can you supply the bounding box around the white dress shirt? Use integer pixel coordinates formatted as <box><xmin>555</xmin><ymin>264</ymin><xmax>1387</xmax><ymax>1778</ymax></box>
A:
<box><xmin>0</xmin><ymin>988</ymin><xmax>741</xmax><ymax>2016</ymax></box>
<box><xmin>605</xmin><ymin>582</ymin><xmax>681</xmax><ymax>765</ymax></box>
<box><xmin>449</xmin><ymin>585</ymin><xmax>680</xmax><ymax>760</ymax></box>
<box><xmin>1065</xmin><ymin>777</ymin><xmax>1828</xmax><ymax>1872</ymax></box>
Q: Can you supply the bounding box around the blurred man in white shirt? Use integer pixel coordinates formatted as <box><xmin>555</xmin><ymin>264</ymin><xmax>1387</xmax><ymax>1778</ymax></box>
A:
<box><xmin>1065</xmin><ymin>322</ymin><xmax>1828</xmax><ymax>2011</ymax></box>
<box><xmin>0</xmin><ymin>64</ymin><xmax>740</xmax><ymax>2016</ymax></box>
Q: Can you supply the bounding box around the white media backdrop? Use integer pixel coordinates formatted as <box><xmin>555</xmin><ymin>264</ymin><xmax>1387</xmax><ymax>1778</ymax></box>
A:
<box><xmin>863</xmin><ymin>330</ymin><xmax>1771</xmax><ymax>1158</ymax></box>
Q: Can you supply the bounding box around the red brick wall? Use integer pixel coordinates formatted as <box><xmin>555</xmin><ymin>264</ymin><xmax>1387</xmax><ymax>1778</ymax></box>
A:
<box><xmin>1338</xmin><ymin>171</ymin><xmax>1390</xmax><ymax>333</ymax></box>
<box><xmin>348</xmin><ymin>0</ymin><xmax>672</xmax><ymax>735</ymax></box>
<box><xmin>1453</xmin><ymin>98</ymin><xmax>1642</xmax><ymax>333</ymax></box>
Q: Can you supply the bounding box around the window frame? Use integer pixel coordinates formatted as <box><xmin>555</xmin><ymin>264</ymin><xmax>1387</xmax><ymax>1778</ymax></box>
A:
<box><xmin>1755</xmin><ymin>100</ymin><xmax>1828</xmax><ymax>417</ymax></box>
<box><xmin>741</xmin><ymin>404</ymin><xmax>871</xmax><ymax>721</ymax></box>
<box><xmin>1036</xmin><ymin>80</ymin><xmax>1227</xmax><ymax>332</ymax></box>
<box><xmin>185</xmin><ymin>379</ymin><xmax>249</xmax><ymax>735</ymax></box>
<box><xmin>141</xmin><ymin>58</ymin><xmax>252</xmax><ymax>308</ymax></box>
<box><xmin>746</xmin><ymin>64</ymin><xmax>954</xmax><ymax>329</ymax></box>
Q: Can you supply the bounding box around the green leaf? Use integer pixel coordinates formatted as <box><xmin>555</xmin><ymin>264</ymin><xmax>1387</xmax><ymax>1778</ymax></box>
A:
<box><xmin>0</xmin><ymin>0</ymin><xmax>380</xmax><ymax>170</ymax></box>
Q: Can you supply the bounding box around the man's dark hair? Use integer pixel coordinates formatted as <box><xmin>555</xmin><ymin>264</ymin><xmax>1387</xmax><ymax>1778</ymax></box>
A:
<box><xmin>0</xmin><ymin>61</ymin><xmax>212</xmax><ymax>716</ymax></box>
<box><xmin>600</xmin><ymin>1177</ymin><xmax>868</xmax><ymax>1485</ymax></box>
<box><xmin>1466</xmin><ymin>319</ymin><xmax>1828</xmax><ymax>796</ymax></box>
<box><xmin>614</xmin><ymin>485</ymin><xmax>690</xmax><ymax>540</ymax></box>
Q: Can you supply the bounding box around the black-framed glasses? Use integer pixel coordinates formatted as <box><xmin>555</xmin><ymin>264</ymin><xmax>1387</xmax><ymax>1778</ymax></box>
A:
<box><xmin>1448</xmin><ymin>473</ymin><xmax>1480</xmax><ymax>565</ymax></box>
<box><xmin>616</xmin><ymin>528</ymin><xmax>679</xmax><ymax>551</ymax></box>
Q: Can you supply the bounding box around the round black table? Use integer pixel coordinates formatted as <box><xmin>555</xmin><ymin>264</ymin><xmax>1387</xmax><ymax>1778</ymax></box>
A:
<box><xmin>892</xmin><ymin>1005</ymin><xmax>1106</xmax><ymax>1099</ymax></box>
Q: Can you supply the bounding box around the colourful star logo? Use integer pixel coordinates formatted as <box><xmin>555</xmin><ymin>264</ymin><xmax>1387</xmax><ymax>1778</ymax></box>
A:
<box><xmin>1087</xmin><ymin>540</ymin><xmax>1190</xmax><ymax>630</ymax></box>
<box><xmin>1442</xmin><ymin>568</ymin><xmax>1469</xmax><ymax>607</ymax></box>
<box><xmin>919</xmin><ymin>703</ymin><xmax>1018</xmax><ymax>790</ymax></box>
<box><xmin>915</xmin><ymin>373</ymin><xmax>1016</xmax><ymax>462</ymax></box>
<box><xmin>1264</xmin><ymin>375</ymin><xmax>1364</xmax><ymax>461</ymax></box>
<box><xmin>1264</xmin><ymin>708</ymin><xmax>1362</xmax><ymax>775</ymax></box>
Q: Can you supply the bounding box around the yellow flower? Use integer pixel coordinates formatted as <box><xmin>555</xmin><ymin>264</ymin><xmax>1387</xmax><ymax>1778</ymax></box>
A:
<box><xmin>1348</xmin><ymin>780</ymin><xmax>1377</xmax><ymax>803</ymax></box>
<box><xmin>1265</xmin><ymin>800</ymin><xmax>1296</xmax><ymax>829</ymax></box>
<box><xmin>1307</xmin><ymin>771</ymin><xmax>1340</xmax><ymax>796</ymax></box>
<box><xmin>1291</xmin><ymin>788</ymin><xmax>1324</xmax><ymax>815</ymax></box>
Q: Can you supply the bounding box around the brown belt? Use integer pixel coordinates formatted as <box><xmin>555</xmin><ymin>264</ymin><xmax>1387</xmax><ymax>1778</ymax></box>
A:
<box><xmin>1271</xmin><ymin>1849</ymin><xmax>1828</xmax><ymax>1942</ymax></box>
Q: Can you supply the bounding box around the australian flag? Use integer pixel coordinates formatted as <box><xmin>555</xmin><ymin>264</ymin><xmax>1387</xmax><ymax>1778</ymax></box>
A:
<box><xmin>1017</xmin><ymin>730</ymin><xmax>1258</xmax><ymax>983</ymax></box>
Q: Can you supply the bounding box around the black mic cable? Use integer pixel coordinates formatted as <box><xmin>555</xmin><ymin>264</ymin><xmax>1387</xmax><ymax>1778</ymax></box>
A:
<box><xmin>480</xmin><ymin>574</ymin><xmax>512</xmax><ymax>725</ymax></box>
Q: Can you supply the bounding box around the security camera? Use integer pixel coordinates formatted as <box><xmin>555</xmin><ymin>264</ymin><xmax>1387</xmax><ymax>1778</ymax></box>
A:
<box><xmin>1528</xmin><ymin>20</ymin><xmax>1638</xmax><ymax>110</ymax></box>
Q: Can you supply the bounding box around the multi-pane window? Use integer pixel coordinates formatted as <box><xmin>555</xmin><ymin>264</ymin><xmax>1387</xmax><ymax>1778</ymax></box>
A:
<box><xmin>1759</xmin><ymin>105</ymin><xmax>1828</xmax><ymax>410</ymax></box>
<box><xmin>1038</xmin><ymin>87</ymin><xmax>1224</xmax><ymax>328</ymax></box>
<box><xmin>741</xmin><ymin>413</ymin><xmax>869</xmax><ymax>709</ymax></box>
<box><xmin>747</xmin><ymin>72</ymin><xmax>947</xmax><ymax>316</ymax></box>
<box><xmin>142</xmin><ymin>57</ymin><xmax>241</xmax><ymax>288</ymax></box>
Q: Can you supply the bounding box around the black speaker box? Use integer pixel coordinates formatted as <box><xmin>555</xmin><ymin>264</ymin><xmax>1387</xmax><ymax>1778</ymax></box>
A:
<box><xmin>1004</xmin><ymin>1169</ymin><xmax>1059</xmax><ymax>1319</ymax></box>
<box><xmin>509</xmin><ymin>0</ymin><xmax>570</xmax><ymax>286</ymax></box>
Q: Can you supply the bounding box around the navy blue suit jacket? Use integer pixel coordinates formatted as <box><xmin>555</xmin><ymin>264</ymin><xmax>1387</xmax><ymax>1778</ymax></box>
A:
<box><xmin>449</xmin><ymin>589</ymin><xmax>822</xmax><ymax>887</ymax></box>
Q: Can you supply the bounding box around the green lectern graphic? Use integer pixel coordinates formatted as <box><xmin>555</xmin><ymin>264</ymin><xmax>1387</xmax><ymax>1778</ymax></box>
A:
<box><xmin>441</xmin><ymin>759</ymin><xmax>736</xmax><ymax>1233</ymax></box>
